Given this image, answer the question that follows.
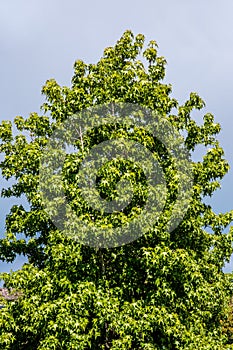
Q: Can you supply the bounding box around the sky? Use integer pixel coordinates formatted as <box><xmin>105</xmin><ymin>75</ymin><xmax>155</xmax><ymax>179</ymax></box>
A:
<box><xmin>0</xmin><ymin>0</ymin><xmax>233</xmax><ymax>275</ymax></box>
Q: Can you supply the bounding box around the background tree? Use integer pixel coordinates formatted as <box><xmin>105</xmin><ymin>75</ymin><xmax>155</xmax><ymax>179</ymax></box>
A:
<box><xmin>0</xmin><ymin>30</ymin><xmax>233</xmax><ymax>349</ymax></box>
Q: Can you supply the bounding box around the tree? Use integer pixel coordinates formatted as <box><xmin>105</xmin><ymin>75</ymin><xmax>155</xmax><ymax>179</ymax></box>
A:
<box><xmin>221</xmin><ymin>273</ymin><xmax>233</xmax><ymax>347</ymax></box>
<box><xmin>0</xmin><ymin>30</ymin><xmax>233</xmax><ymax>349</ymax></box>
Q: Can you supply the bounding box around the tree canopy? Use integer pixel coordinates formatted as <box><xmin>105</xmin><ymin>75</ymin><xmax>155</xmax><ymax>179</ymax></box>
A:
<box><xmin>0</xmin><ymin>30</ymin><xmax>233</xmax><ymax>349</ymax></box>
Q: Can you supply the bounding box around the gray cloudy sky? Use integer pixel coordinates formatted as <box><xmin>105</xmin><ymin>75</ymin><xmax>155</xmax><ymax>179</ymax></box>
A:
<box><xmin>0</xmin><ymin>0</ymin><xmax>233</xmax><ymax>275</ymax></box>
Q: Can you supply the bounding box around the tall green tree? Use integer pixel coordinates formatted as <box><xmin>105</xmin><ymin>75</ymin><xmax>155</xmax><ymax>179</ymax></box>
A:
<box><xmin>0</xmin><ymin>30</ymin><xmax>233</xmax><ymax>349</ymax></box>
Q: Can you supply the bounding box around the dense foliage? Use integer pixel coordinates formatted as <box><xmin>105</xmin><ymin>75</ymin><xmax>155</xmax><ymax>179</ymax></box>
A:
<box><xmin>0</xmin><ymin>30</ymin><xmax>233</xmax><ymax>349</ymax></box>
